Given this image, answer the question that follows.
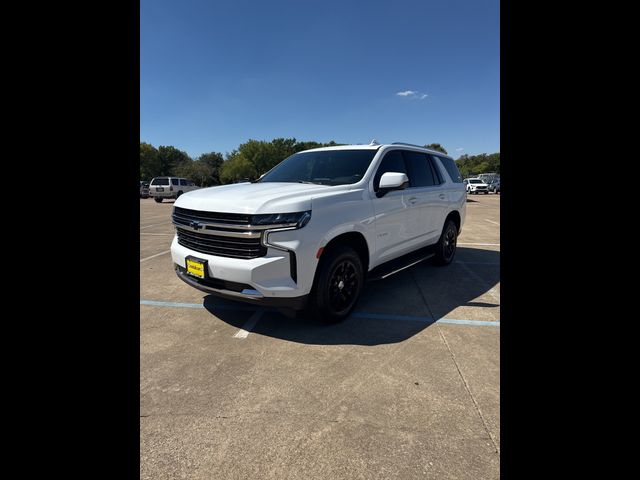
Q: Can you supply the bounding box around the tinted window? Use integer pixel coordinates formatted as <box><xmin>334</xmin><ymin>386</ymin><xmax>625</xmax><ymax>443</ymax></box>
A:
<box><xmin>171</xmin><ymin>178</ymin><xmax>179</xmax><ymax>185</ymax></box>
<box><xmin>428</xmin><ymin>156</ymin><xmax>444</xmax><ymax>184</ymax></box>
<box><xmin>259</xmin><ymin>149</ymin><xmax>378</xmax><ymax>186</ymax></box>
<box><xmin>438</xmin><ymin>156</ymin><xmax>463</xmax><ymax>183</ymax></box>
<box><xmin>402</xmin><ymin>151</ymin><xmax>436</xmax><ymax>187</ymax></box>
<box><xmin>469</xmin><ymin>179</ymin><xmax>482</xmax><ymax>184</ymax></box>
<box><xmin>180</xmin><ymin>179</ymin><xmax>187</xmax><ymax>186</ymax></box>
<box><xmin>373</xmin><ymin>150</ymin><xmax>407</xmax><ymax>191</ymax></box>
<box><xmin>151</xmin><ymin>177</ymin><xmax>169</xmax><ymax>185</ymax></box>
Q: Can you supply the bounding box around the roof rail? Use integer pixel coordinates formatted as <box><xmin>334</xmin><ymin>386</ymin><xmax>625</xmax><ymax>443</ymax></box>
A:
<box><xmin>391</xmin><ymin>142</ymin><xmax>426</xmax><ymax>149</ymax></box>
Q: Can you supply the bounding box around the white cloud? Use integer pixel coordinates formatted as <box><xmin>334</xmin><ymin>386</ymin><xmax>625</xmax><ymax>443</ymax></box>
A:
<box><xmin>396</xmin><ymin>90</ymin><xmax>428</xmax><ymax>100</ymax></box>
<box><xmin>456</xmin><ymin>147</ymin><xmax>464</xmax><ymax>152</ymax></box>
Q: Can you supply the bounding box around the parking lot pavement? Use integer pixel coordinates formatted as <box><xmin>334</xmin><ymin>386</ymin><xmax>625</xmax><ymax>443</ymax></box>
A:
<box><xmin>140</xmin><ymin>194</ymin><xmax>500</xmax><ymax>479</ymax></box>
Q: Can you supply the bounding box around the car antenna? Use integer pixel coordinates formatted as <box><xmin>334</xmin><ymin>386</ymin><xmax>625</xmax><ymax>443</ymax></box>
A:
<box><xmin>369</xmin><ymin>139</ymin><xmax>379</xmax><ymax>145</ymax></box>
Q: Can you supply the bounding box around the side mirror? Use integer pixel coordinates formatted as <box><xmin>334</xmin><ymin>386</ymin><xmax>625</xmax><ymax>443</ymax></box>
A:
<box><xmin>377</xmin><ymin>172</ymin><xmax>409</xmax><ymax>197</ymax></box>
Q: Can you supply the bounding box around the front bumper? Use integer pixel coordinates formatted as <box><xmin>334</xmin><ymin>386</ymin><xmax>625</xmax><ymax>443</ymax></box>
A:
<box><xmin>175</xmin><ymin>265</ymin><xmax>309</xmax><ymax>309</ymax></box>
<box><xmin>171</xmin><ymin>235</ymin><xmax>312</xmax><ymax>303</ymax></box>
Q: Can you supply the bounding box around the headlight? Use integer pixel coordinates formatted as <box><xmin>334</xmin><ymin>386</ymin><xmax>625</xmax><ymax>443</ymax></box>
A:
<box><xmin>251</xmin><ymin>210</ymin><xmax>312</xmax><ymax>228</ymax></box>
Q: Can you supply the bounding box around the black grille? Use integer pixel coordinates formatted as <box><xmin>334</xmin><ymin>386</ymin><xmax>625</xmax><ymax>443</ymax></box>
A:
<box><xmin>176</xmin><ymin>227</ymin><xmax>266</xmax><ymax>259</ymax></box>
<box><xmin>173</xmin><ymin>206</ymin><xmax>251</xmax><ymax>228</ymax></box>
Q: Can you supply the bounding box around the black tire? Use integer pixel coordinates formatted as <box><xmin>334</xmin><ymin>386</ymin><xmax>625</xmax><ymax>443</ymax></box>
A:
<box><xmin>309</xmin><ymin>245</ymin><xmax>364</xmax><ymax>323</ymax></box>
<box><xmin>433</xmin><ymin>219</ymin><xmax>458</xmax><ymax>266</ymax></box>
<box><xmin>176</xmin><ymin>190</ymin><xmax>183</xmax><ymax>198</ymax></box>
<box><xmin>154</xmin><ymin>197</ymin><xmax>163</xmax><ymax>203</ymax></box>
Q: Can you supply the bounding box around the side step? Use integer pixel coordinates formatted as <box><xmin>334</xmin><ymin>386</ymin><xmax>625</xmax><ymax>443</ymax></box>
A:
<box><xmin>367</xmin><ymin>245</ymin><xmax>436</xmax><ymax>282</ymax></box>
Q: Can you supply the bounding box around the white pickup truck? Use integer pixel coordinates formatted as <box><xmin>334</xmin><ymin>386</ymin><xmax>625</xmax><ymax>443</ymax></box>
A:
<box><xmin>170</xmin><ymin>142</ymin><xmax>466</xmax><ymax>322</ymax></box>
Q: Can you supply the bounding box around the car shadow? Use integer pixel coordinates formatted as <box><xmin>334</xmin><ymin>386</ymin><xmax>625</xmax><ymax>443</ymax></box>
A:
<box><xmin>202</xmin><ymin>247</ymin><xmax>499</xmax><ymax>346</ymax></box>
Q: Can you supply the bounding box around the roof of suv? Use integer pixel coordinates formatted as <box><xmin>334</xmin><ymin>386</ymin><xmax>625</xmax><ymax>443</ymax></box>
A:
<box><xmin>303</xmin><ymin>143</ymin><xmax>454</xmax><ymax>159</ymax></box>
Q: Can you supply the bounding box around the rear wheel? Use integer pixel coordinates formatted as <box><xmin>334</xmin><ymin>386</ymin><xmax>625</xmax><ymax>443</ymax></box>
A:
<box><xmin>176</xmin><ymin>190</ymin><xmax>183</xmax><ymax>198</ymax></box>
<box><xmin>433</xmin><ymin>219</ymin><xmax>458</xmax><ymax>266</ymax></box>
<box><xmin>154</xmin><ymin>197</ymin><xmax>163</xmax><ymax>203</ymax></box>
<box><xmin>309</xmin><ymin>246</ymin><xmax>363</xmax><ymax>323</ymax></box>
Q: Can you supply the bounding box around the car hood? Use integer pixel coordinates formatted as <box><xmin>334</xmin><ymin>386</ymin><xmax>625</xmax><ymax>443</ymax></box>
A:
<box><xmin>174</xmin><ymin>182</ymin><xmax>350</xmax><ymax>214</ymax></box>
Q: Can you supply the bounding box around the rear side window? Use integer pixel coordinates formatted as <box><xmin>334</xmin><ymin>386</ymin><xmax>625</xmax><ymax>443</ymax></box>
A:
<box><xmin>171</xmin><ymin>178</ymin><xmax>179</xmax><ymax>185</ymax></box>
<box><xmin>402</xmin><ymin>151</ymin><xmax>436</xmax><ymax>187</ymax></box>
<box><xmin>437</xmin><ymin>156</ymin><xmax>463</xmax><ymax>183</ymax></box>
<box><xmin>428</xmin><ymin>157</ymin><xmax>444</xmax><ymax>184</ymax></box>
<box><xmin>373</xmin><ymin>150</ymin><xmax>407</xmax><ymax>191</ymax></box>
<box><xmin>151</xmin><ymin>177</ymin><xmax>169</xmax><ymax>185</ymax></box>
<box><xmin>180</xmin><ymin>179</ymin><xmax>188</xmax><ymax>186</ymax></box>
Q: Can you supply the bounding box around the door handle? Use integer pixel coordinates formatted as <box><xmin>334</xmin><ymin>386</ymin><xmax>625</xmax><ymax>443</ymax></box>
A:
<box><xmin>408</xmin><ymin>196</ymin><xmax>419</xmax><ymax>204</ymax></box>
<box><xmin>438</xmin><ymin>194</ymin><xmax>446</xmax><ymax>199</ymax></box>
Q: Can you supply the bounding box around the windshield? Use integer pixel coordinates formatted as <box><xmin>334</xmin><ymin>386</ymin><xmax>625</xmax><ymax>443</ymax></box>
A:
<box><xmin>258</xmin><ymin>149</ymin><xmax>378</xmax><ymax>186</ymax></box>
<box><xmin>151</xmin><ymin>178</ymin><xmax>169</xmax><ymax>185</ymax></box>
<box><xmin>469</xmin><ymin>179</ymin><xmax>483</xmax><ymax>184</ymax></box>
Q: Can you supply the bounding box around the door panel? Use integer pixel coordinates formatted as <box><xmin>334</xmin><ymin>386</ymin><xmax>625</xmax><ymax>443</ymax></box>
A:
<box><xmin>372</xmin><ymin>190</ymin><xmax>411</xmax><ymax>264</ymax></box>
<box><xmin>371</xmin><ymin>150</ymin><xmax>413</xmax><ymax>264</ymax></box>
<box><xmin>401</xmin><ymin>151</ymin><xmax>442</xmax><ymax>247</ymax></box>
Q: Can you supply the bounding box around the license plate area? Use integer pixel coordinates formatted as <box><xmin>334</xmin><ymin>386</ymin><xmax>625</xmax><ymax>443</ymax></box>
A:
<box><xmin>156</xmin><ymin>187</ymin><xmax>164</xmax><ymax>192</ymax></box>
<box><xmin>185</xmin><ymin>256</ymin><xmax>208</xmax><ymax>279</ymax></box>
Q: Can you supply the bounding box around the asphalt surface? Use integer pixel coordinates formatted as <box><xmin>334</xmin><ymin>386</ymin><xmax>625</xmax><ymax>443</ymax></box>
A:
<box><xmin>140</xmin><ymin>192</ymin><xmax>500</xmax><ymax>479</ymax></box>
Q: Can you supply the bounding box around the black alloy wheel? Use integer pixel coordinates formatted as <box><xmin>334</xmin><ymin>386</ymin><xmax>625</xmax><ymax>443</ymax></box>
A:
<box><xmin>434</xmin><ymin>220</ymin><xmax>458</xmax><ymax>266</ymax></box>
<box><xmin>327</xmin><ymin>259</ymin><xmax>359</xmax><ymax>315</ymax></box>
<box><xmin>310</xmin><ymin>245</ymin><xmax>363</xmax><ymax>323</ymax></box>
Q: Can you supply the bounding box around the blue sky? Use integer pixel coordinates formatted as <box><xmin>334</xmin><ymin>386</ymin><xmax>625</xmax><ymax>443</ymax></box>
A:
<box><xmin>141</xmin><ymin>0</ymin><xmax>499</xmax><ymax>159</ymax></box>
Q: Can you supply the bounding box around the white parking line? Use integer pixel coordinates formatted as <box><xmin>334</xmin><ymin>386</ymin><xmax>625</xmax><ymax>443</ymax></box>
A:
<box><xmin>140</xmin><ymin>222</ymin><xmax>171</xmax><ymax>230</ymax></box>
<box><xmin>232</xmin><ymin>310</ymin><xmax>263</xmax><ymax>339</ymax></box>
<box><xmin>485</xmin><ymin>219</ymin><xmax>500</xmax><ymax>226</ymax></box>
<box><xmin>140</xmin><ymin>233</ymin><xmax>175</xmax><ymax>236</ymax></box>
<box><xmin>140</xmin><ymin>250</ymin><xmax>171</xmax><ymax>263</ymax></box>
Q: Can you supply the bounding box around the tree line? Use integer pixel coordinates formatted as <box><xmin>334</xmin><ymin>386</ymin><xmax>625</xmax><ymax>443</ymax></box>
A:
<box><xmin>140</xmin><ymin>139</ymin><xmax>499</xmax><ymax>186</ymax></box>
<box><xmin>455</xmin><ymin>152</ymin><xmax>500</xmax><ymax>179</ymax></box>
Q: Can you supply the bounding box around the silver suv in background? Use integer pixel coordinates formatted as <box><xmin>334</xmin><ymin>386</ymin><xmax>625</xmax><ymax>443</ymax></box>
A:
<box><xmin>149</xmin><ymin>177</ymin><xmax>200</xmax><ymax>203</ymax></box>
<box><xmin>140</xmin><ymin>181</ymin><xmax>150</xmax><ymax>199</ymax></box>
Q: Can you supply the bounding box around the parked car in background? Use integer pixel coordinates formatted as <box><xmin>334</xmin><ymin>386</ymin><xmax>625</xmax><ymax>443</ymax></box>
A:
<box><xmin>149</xmin><ymin>177</ymin><xmax>200</xmax><ymax>203</ymax></box>
<box><xmin>464</xmin><ymin>178</ymin><xmax>489</xmax><ymax>194</ymax></box>
<box><xmin>488</xmin><ymin>178</ymin><xmax>500</xmax><ymax>194</ymax></box>
<box><xmin>140</xmin><ymin>181</ymin><xmax>150</xmax><ymax>199</ymax></box>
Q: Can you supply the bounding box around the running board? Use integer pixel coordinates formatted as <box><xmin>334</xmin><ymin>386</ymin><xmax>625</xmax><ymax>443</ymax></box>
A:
<box><xmin>367</xmin><ymin>245</ymin><xmax>436</xmax><ymax>282</ymax></box>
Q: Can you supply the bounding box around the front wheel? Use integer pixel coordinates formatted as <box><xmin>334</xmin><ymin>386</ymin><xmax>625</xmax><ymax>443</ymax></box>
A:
<box><xmin>309</xmin><ymin>246</ymin><xmax>363</xmax><ymax>323</ymax></box>
<box><xmin>154</xmin><ymin>197</ymin><xmax>163</xmax><ymax>203</ymax></box>
<box><xmin>433</xmin><ymin>220</ymin><xmax>458</xmax><ymax>266</ymax></box>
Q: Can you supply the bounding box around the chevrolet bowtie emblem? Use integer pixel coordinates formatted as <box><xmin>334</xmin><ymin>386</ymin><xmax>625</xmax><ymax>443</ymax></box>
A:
<box><xmin>189</xmin><ymin>221</ymin><xmax>203</xmax><ymax>230</ymax></box>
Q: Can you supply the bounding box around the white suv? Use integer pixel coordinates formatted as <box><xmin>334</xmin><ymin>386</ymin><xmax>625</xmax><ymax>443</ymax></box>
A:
<box><xmin>149</xmin><ymin>177</ymin><xmax>199</xmax><ymax>203</ymax></box>
<box><xmin>464</xmin><ymin>178</ymin><xmax>489</xmax><ymax>194</ymax></box>
<box><xmin>170</xmin><ymin>143</ymin><xmax>466</xmax><ymax>322</ymax></box>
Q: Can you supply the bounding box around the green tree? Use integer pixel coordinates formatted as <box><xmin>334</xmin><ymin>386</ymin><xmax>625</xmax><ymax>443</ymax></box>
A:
<box><xmin>456</xmin><ymin>152</ymin><xmax>500</xmax><ymax>178</ymax></box>
<box><xmin>157</xmin><ymin>146</ymin><xmax>191</xmax><ymax>176</ymax></box>
<box><xmin>219</xmin><ymin>153</ymin><xmax>258</xmax><ymax>183</ymax></box>
<box><xmin>424</xmin><ymin>143</ymin><xmax>448</xmax><ymax>154</ymax></box>
<box><xmin>140</xmin><ymin>142</ymin><xmax>161</xmax><ymax>180</ymax></box>
<box><xmin>197</xmin><ymin>152</ymin><xmax>224</xmax><ymax>185</ymax></box>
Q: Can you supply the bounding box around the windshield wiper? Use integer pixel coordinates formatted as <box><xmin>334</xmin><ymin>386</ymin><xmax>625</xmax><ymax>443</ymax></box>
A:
<box><xmin>296</xmin><ymin>180</ymin><xmax>322</xmax><ymax>185</ymax></box>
